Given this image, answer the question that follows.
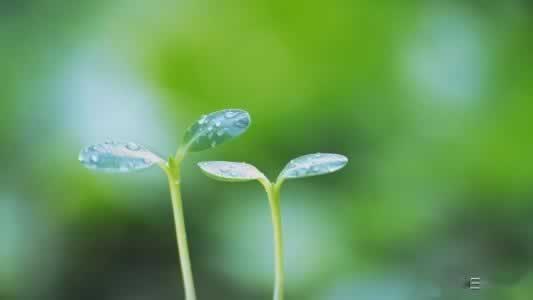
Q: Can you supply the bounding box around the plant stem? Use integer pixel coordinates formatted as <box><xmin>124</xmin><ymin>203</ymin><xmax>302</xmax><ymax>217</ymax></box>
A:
<box><xmin>265</xmin><ymin>182</ymin><xmax>284</xmax><ymax>300</ymax></box>
<box><xmin>164</xmin><ymin>158</ymin><xmax>197</xmax><ymax>300</ymax></box>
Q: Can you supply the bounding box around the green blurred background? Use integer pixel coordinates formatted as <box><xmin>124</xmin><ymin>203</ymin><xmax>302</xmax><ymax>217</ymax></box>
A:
<box><xmin>1</xmin><ymin>0</ymin><xmax>533</xmax><ymax>299</ymax></box>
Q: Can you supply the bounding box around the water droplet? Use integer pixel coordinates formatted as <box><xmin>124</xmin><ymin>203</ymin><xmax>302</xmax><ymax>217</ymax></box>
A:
<box><xmin>216</xmin><ymin>129</ymin><xmax>225</xmax><ymax>136</ymax></box>
<box><xmin>207</xmin><ymin>126</ymin><xmax>213</xmax><ymax>131</ymax></box>
<box><xmin>215</xmin><ymin>120</ymin><xmax>222</xmax><ymax>127</ymax></box>
<box><xmin>234</xmin><ymin>118</ymin><xmax>249</xmax><ymax>128</ymax></box>
<box><xmin>224</xmin><ymin>111</ymin><xmax>238</xmax><ymax>118</ymax></box>
<box><xmin>90</xmin><ymin>154</ymin><xmax>99</xmax><ymax>163</ymax></box>
<box><xmin>126</xmin><ymin>142</ymin><xmax>140</xmax><ymax>151</ymax></box>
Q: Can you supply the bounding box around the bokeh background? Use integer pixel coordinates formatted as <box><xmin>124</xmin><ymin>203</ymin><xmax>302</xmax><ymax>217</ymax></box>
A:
<box><xmin>2</xmin><ymin>0</ymin><xmax>533</xmax><ymax>299</ymax></box>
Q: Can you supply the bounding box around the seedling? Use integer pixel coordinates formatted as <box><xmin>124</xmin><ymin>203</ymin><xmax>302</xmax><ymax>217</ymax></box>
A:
<box><xmin>78</xmin><ymin>109</ymin><xmax>251</xmax><ymax>300</ymax></box>
<box><xmin>197</xmin><ymin>153</ymin><xmax>348</xmax><ymax>300</ymax></box>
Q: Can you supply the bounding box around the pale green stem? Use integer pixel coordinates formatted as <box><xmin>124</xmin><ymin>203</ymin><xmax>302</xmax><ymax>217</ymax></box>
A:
<box><xmin>162</xmin><ymin>156</ymin><xmax>197</xmax><ymax>300</ymax></box>
<box><xmin>263</xmin><ymin>180</ymin><xmax>284</xmax><ymax>300</ymax></box>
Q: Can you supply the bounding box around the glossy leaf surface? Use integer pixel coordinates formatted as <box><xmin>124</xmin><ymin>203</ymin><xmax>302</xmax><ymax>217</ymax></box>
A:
<box><xmin>198</xmin><ymin>161</ymin><xmax>265</xmax><ymax>182</ymax></box>
<box><xmin>79</xmin><ymin>141</ymin><xmax>164</xmax><ymax>173</ymax></box>
<box><xmin>279</xmin><ymin>153</ymin><xmax>348</xmax><ymax>180</ymax></box>
<box><xmin>183</xmin><ymin>109</ymin><xmax>251</xmax><ymax>152</ymax></box>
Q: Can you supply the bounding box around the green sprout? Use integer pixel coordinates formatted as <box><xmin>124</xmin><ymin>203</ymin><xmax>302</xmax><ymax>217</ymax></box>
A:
<box><xmin>197</xmin><ymin>153</ymin><xmax>348</xmax><ymax>300</ymax></box>
<box><xmin>78</xmin><ymin>109</ymin><xmax>251</xmax><ymax>300</ymax></box>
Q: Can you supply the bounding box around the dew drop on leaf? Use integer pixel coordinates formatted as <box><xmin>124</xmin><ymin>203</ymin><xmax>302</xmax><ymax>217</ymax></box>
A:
<box><xmin>224</xmin><ymin>111</ymin><xmax>238</xmax><ymax>118</ymax></box>
<box><xmin>126</xmin><ymin>142</ymin><xmax>141</xmax><ymax>151</ymax></box>
<box><xmin>234</xmin><ymin>118</ymin><xmax>249</xmax><ymax>128</ymax></box>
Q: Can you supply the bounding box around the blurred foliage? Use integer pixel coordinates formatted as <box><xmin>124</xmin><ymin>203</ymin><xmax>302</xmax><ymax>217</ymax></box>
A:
<box><xmin>1</xmin><ymin>0</ymin><xmax>533</xmax><ymax>299</ymax></box>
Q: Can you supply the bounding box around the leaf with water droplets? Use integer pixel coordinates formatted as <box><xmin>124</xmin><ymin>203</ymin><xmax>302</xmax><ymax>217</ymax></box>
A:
<box><xmin>278</xmin><ymin>153</ymin><xmax>348</xmax><ymax>181</ymax></box>
<box><xmin>78</xmin><ymin>141</ymin><xmax>164</xmax><ymax>173</ymax></box>
<box><xmin>197</xmin><ymin>161</ymin><xmax>266</xmax><ymax>182</ymax></box>
<box><xmin>182</xmin><ymin>109</ymin><xmax>251</xmax><ymax>152</ymax></box>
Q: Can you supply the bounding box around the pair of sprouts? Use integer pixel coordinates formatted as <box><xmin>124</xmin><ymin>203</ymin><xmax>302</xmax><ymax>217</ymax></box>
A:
<box><xmin>78</xmin><ymin>109</ymin><xmax>348</xmax><ymax>300</ymax></box>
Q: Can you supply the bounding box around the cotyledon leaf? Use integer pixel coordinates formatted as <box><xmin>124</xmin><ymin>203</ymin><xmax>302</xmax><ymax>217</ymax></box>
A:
<box><xmin>78</xmin><ymin>141</ymin><xmax>164</xmax><ymax>173</ymax></box>
<box><xmin>197</xmin><ymin>161</ymin><xmax>266</xmax><ymax>182</ymax></box>
<box><xmin>182</xmin><ymin>109</ymin><xmax>251</xmax><ymax>152</ymax></box>
<box><xmin>278</xmin><ymin>153</ymin><xmax>348</xmax><ymax>181</ymax></box>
